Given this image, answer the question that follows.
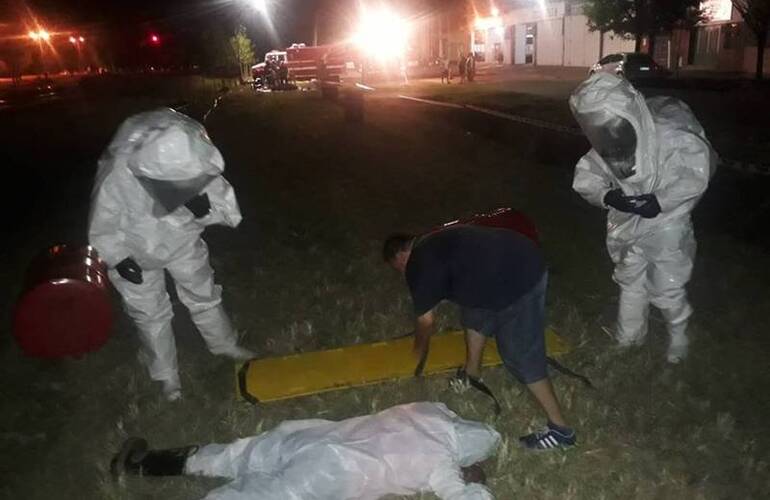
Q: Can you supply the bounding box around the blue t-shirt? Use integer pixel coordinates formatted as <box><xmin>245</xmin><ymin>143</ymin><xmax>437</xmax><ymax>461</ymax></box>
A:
<box><xmin>405</xmin><ymin>225</ymin><xmax>545</xmax><ymax>315</ymax></box>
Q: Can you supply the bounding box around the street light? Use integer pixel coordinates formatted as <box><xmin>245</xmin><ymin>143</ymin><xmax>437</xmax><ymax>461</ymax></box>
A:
<box><xmin>28</xmin><ymin>29</ymin><xmax>52</xmax><ymax>75</ymax></box>
<box><xmin>353</xmin><ymin>6</ymin><xmax>410</xmax><ymax>61</ymax></box>
<box><xmin>69</xmin><ymin>35</ymin><xmax>86</xmax><ymax>72</ymax></box>
<box><xmin>249</xmin><ymin>0</ymin><xmax>268</xmax><ymax>13</ymax></box>
<box><xmin>28</xmin><ymin>29</ymin><xmax>51</xmax><ymax>41</ymax></box>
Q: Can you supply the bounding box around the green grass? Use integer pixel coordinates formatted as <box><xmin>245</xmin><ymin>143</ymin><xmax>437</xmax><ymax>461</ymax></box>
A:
<box><xmin>405</xmin><ymin>77</ymin><xmax>770</xmax><ymax>168</ymax></box>
<box><xmin>1</xmin><ymin>84</ymin><xmax>769</xmax><ymax>499</ymax></box>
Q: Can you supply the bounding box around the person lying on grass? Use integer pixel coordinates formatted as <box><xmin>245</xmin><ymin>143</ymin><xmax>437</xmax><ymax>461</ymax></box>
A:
<box><xmin>111</xmin><ymin>402</ymin><xmax>499</xmax><ymax>500</ymax></box>
<box><xmin>384</xmin><ymin>224</ymin><xmax>576</xmax><ymax>450</ymax></box>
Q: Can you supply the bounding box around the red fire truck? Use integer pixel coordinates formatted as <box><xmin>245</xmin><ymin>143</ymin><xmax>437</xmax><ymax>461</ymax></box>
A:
<box><xmin>251</xmin><ymin>43</ymin><xmax>355</xmax><ymax>86</ymax></box>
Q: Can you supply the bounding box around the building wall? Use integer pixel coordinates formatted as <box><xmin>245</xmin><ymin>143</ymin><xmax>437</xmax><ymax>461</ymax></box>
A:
<box><xmin>564</xmin><ymin>15</ymin><xmax>600</xmax><ymax>67</ymax></box>
<box><xmin>537</xmin><ymin>18</ymin><xmax>565</xmax><ymax>65</ymax></box>
<box><xmin>602</xmin><ymin>33</ymin><xmax>636</xmax><ymax>55</ymax></box>
<box><xmin>743</xmin><ymin>46</ymin><xmax>770</xmax><ymax>74</ymax></box>
<box><xmin>502</xmin><ymin>3</ymin><xmax>633</xmax><ymax>68</ymax></box>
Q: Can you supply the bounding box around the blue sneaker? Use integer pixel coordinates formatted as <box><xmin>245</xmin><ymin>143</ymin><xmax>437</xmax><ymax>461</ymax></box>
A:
<box><xmin>519</xmin><ymin>422</ymin><xmax>576</xmax><ymax>450</ymax></box>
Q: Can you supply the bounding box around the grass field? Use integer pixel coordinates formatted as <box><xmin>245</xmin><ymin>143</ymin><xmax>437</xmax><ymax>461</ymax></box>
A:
<box><xmin>401</xmin><ymin>77</ymin><xmax>770</xmax><ymax>169</ymax></box>
<box><xmin>1</xmin><ymin>81</ymin><xmax>769</xmax><ymax>499</ymax></box>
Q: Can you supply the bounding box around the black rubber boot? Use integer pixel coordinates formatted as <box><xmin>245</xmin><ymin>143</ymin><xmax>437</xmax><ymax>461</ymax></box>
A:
<box><xmin>111</xmin><ymin>437</ymin><xmax>198</xmax><ymax>478</ymax></box>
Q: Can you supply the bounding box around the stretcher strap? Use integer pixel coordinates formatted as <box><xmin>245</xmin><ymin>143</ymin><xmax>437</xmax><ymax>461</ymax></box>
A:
<box><xmin>454</xmin><ymin>368</ymin><xmax>502</xmax><ymax>415</ymax></box>
<box><xmin>546</xmin><ymin>356</ymin><xmax>594</xmax><ymax>389</ymax></box>
<box><xmin>448</xmin><ymin>358</ymin><xmax>593</xmax><ymax>416</ymax></box>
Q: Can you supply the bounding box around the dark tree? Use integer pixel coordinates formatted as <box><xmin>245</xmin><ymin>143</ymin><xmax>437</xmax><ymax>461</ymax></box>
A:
<box><xmin>732</xmin><ymin>0</ymin><xmax>770</xmax><ymax>79</ymax></box>
<box><xmin>584</xmin><ymin>0</ymin><xmax>703</xmax><ymax>54</ymax></box>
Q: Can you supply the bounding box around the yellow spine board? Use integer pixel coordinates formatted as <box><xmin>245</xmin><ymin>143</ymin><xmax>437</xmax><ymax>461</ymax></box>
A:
<box><xmin>238</xmin><ymin>329</ymin><xmax>570</xmax><ymax>403</ymax></box>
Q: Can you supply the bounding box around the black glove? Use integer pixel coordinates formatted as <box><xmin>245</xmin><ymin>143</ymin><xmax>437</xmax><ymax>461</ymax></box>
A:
<box><xmin>115</xmin><ymin>257</ymin><xmax>143</xmax><ymax>284</ymax></box>
<box><xmin>185</xmin><ymin>193</ymin><xmax>211</xmax><ymax>218</ymax></box>
<box><xmin>628</xmin><ymin>194</ymin><xmax>662</xmax><ymax>218</ymax></box>
<box><xmin>603</xmin><ymin>189</ymin><xmax>636</xmax><ymax>213</ymax></box>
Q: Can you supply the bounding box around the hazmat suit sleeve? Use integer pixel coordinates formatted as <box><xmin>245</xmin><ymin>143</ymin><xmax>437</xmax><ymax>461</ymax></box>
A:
<box><xmin>572</xmin><ymin>151</ymin><xmax>614</xmax><ymax>209</ymax></box>
<box><xmin>198</xmin><ymin>176</ymin><xmax>242</xmax><ymax>228</ymax></box>
<box><xmin>200</xmin><ymin>445</ymin><xmax>364</xmax><ymax>500</ymax></box>
<box><xmin>650</xmin><ymin>133</ymin><xmax>713</xmax><ymax>214</ymax></box>
<box><xmin>428</xmin><ymin>460</ymin><xmax>494</xmax><ymax>500</ymax></box>
<box><xmin>88</xmin><ymin>169</ymin><xmax>130</xmax><ymax>268</ymax></box>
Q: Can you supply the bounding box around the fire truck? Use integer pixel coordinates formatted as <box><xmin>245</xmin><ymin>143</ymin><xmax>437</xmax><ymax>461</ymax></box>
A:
<box><xmin>251</xmin><ymin>43</ymin><xmax>354</xmax><ymax>87</ymax></box>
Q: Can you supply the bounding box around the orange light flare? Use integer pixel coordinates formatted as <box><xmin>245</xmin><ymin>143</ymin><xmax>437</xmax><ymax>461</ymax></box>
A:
<box><xmin>28</xmin><ymin>29</ymin><xmax>51</xmax><ymax>41</ymax></box>
<box><xmin>351</xmin><ymin>5</ymin><xmax>411</xmax><ymax>62</ymax></box>
<box><xmin>25</xmin><ymin>25</ymin><xmax>66</xmax><ymax>69</ymax></box>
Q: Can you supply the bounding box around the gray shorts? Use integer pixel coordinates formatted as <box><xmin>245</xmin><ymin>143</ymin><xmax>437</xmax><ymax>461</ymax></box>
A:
<box><xmin>460</xmin><ymin>272</ymin><xmax>548</xmax><ymax>384</ymax></box>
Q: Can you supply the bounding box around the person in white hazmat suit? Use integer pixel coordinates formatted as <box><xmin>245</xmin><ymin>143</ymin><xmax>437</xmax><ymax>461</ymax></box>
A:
<box><xmin>89</xmin><ymin>108</ymin><xmax>253</xmax><ymax>401</ymax></box>
<box><xmin>110</xmin><ymin>402</ymin><xmax>500</xmax><ymax>500</ymax></box>
<box><xmin>570</xmin><ymin>73</ymin><xmax>717</xmax><ymax>363</ymax></box>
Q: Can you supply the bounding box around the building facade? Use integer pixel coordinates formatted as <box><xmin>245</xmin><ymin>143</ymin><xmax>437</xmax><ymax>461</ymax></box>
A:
<box><xmin>470</xmin><ymin>0</ymin><xmax>634</xmax><ymax>67</ymax></box>
<box><xmin>690</xmin><ymin>0</ymin><xmax>770</xmax><ymax>74</ymax></box>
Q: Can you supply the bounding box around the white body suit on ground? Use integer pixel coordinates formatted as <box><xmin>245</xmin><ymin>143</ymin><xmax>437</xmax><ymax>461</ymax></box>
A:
<box><xmin>89</xmin><ymin>108</ymin><xmax>245</xmax><ymax>397</ymax></box>
<box><xmin>570</xmin><ymin>73</ymin><xmax>716</xmax><ymax>361</ymax></box>
<box><xmin>185</xmin><ymin>402</ymin><xmax>500</xmax><ymax>500</ymax></box>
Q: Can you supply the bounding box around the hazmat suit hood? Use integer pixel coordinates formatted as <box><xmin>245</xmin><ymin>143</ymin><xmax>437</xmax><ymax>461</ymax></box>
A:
<box><xmin>93</xmin><ymin>108</ymin><xmax>224</xmax><ymax>216</ymax></box>
<box><xmin>570</xmin><ymin>73</ymin><xmax>659</xmax><ymax>193</ymax></box>
<box><xmin>88</xmin><ymin>108</ymin><xmax>241</xmax><ymax>269</ymax></box>
<box><xmin>453</xmin><ymin>416</ymin><xmax>501</xmax><ymax>467</ymax></box>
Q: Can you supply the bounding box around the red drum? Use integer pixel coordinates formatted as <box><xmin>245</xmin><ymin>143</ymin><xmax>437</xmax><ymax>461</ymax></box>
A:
<box><xmin>436</xmin><ymin>208</ymin><xmax>540</xmax><ymax>245</ymax></box>
<box><xmin>13</xmin><ymin>245</ymin><xmax>113</xmax><ymax>358</ymax></box>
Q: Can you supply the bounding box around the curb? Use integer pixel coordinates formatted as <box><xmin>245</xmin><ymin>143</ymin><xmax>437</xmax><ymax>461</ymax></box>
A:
<box><xmin>397</xmin><ymin>95</ymin><xmax>770</xmax><ymax>177</ymax></box>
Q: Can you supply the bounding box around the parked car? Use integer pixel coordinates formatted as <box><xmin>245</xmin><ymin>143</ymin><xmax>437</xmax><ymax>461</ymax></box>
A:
<box><xmin>589</xmin><ymin>52</ymin><xmax>670</xmax><ymax>80</ymax></box>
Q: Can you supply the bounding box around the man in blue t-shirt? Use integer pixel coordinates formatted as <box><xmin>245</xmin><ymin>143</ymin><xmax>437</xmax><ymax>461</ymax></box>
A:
<box><xmin>384</xmin><ymin>225</ymin><xmax>576</xmax><ymax>450</ymax></box>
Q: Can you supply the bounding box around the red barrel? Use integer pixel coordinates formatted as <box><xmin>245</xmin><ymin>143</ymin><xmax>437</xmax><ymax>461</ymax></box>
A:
<box><xmin>434</xmin><ymin>208</ymin><xmax>540</xmax><ymax>245</ymax></box>
<box><xmin>13</xmin><ymin>244</ymin><xmax>113</xmax><ymax>358</ymax></box>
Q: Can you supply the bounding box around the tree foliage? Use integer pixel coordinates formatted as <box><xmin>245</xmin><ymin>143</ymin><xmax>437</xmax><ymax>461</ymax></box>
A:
<box><xmin>230</xmin><ymin>25</ymin><xmax>256</xmax><ymax>81</ymax></box>
<box><xmin>584</xmin><ymin>0</ymin><xmax>703</xmax><ymax>52</ymax></box>
<box><xmin>731</xmin><ymin>0</ymin><xmax>770</xmax><ymax>79</ymax></box>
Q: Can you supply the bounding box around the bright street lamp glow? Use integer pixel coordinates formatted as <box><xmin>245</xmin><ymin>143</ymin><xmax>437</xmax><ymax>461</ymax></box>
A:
<box><xmin>69</xmin><ymin>36</ymin><xmax>77</xmax><ymax>44</ymax></box>
<box><xmin>249</xmin><ymin>0</ymin><xmax>268</xmax><ymax>13</ymax></box>
<box><xmin>79</xmin><ymin>36</ymin><xmax>85</xmax><ymax>42</ymax></box>
<box><xmin>474</xmin><ymin>16</ymin><xmax>503</xmax><ymax>31</ymax></box>
<box><xmin>28</xmin><ymin>29</ymin><xmax>51</xmax><ymax>41</ymax></box>
<box><xmin>353</xmin><ymin>6</ymin><xmax>410</xmax><ymax>61</ymax></box>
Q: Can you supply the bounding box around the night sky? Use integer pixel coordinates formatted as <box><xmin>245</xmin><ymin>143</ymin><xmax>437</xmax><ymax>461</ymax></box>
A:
<box><xmin>4</xmin><ymin>0</ymin><xmax>324</xmax><ymax>59</ymax></box>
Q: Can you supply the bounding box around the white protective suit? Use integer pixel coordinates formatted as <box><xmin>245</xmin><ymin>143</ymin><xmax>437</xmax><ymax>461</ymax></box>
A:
<box><xmin>570</xmin><ymin>73</ymin><xmax>717</xmax><ymax>361</ymax></box>
<box><xmin>88</xmin><ymin>108</ymin><xmax>246</xmax><ymax>396</ymax></box>
<box><xmin>185</xmin><ymin>402</ymin><xmax>501</xmax><ymax>500</ymax></box>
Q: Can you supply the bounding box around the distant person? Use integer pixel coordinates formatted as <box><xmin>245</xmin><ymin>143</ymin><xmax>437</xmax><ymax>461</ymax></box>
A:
<box><xmin>111</xmin><ymin>402</ymin><xmax>500</xmax><ymax>500</ymax></box>
<box><xmin>570</xmin><ymin>73</ymin><xmax>717</xmax><ymax>363</ymax></box>
<box><xmin>466</xmin><ymin>54</ymin><xmax>476</xmax><ymax>82</ymax></box>
<box><xmin>279</xmin><ymin>60</ymin><xmax>289</xmax><ymax>87</ymax></box>
<box><xmin>383</xmin><ymin>225</ymin><xmax>577</xmax><ymax>450</ymax></box>
<box><xmin>89</xmin><ymin>108</ymin><xmax>254</xmax><ymax>401</ymax></box>
<box><xmin>441</xmin><ymin>57</ymin><xmax>452</xmax><ymax>84</ymax></box>
<box><xmin>458</xmin><ymin>53</ymin><xmax>467</xmax><ymax>83</ymax></box>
